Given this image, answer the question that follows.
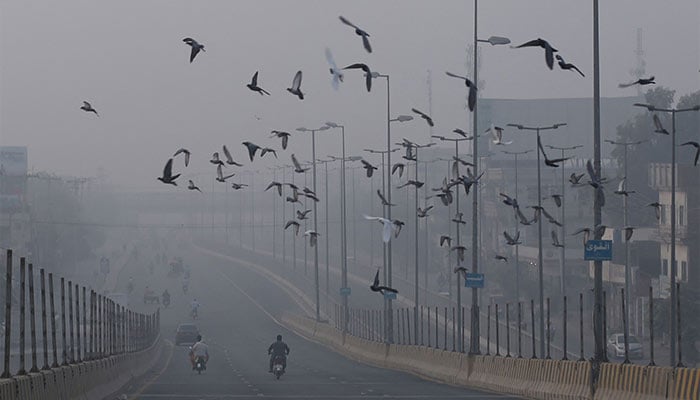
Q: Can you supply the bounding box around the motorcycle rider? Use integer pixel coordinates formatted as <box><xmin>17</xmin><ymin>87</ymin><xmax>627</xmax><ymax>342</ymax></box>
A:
<box><xmin>162</xmin><ymin>289</ymin><xmax>170</xmax><ymax>307</ymax></box>
<box><xmin>267</xmin><ymin>334</ymin><xmax>290</xmax><ymax>373</ymax></box>
<box><xmin>189</xmin><ymin>334</ymin><xmax>209</xmax><ymax>370</ymax></box>
<box><xmin>190</xmin><ymin>298</ymin><xmax>200</xmax><ymax>318</ymax></box>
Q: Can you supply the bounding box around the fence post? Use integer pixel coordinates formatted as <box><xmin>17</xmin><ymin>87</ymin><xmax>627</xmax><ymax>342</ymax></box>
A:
<box><xmin>451</xmin><ymin>307</ymin><xmax>455</xmax><ymax>352</ymax></box>
<box><xmin>546</xmin><ymin>297</ymin><xmax>551</xmax><ymax>360</ymax></box>
<box><xmin>427</xmin><ymin>306</ymin><xmax>431</xmax><ymax>348</ymax></box>
<box><xmin>648</xmin><ymin>286</ymin><xmax>655</xmax><ymax>366</ymax></box>
<box><xmin>506</xmin><ymin>303</ymin><xmax>511</xmax><ymax>357</ymax></box>
<box><xmin>60</xmin><ymin>277</ymin><xmax>67</xmax><ymax>365</ymax></box>
<box><xmin>420</xmin><ymin>306</ymin><xmax>424</xmax><ymax>346</ymax></box>
<box><xmin>676</xmin><ymin>283</ymin><xmax>683</xmax><ymax>368</ymax></box>
<box><xmin>97</xmin><ymin>295</ymin><xmax>102</xmax><ymax>358</ymax></box>
<box><xmin>406</xmin><ymin>308</ymin><xmax>411</xmax><ymax>345</ymax></box>
<box><xmin>90</xmin><ymin>291</ymin><xmax>95</xmax><ymax>359</ymax></box>
<box><xmin>82</xmin><ymin>287</ymin><xmax>87</xmax><ymax>359</ymax></box>
<box><xmin>622</xmin><ymin>288</ymin><xmax>629</xmax><ymax>364</ymax></box>
<box><xmin>75</xmin><ymin>284</ymin><xmax>81</xmax><ymax>362</ymax></box>
<box><xmin>49</xmin><ymin>274</ymin><xmax>58</xmax><ymax>367</ymax></box>
<box><xmin>496</xmin><ymin>303</ymin><xmax>501</xmax><ymax>356</ymax></box>
<box><xmin>18</xmin><ymin>257</ymin><xmax>27</xmax><ymax>375</ymax></box>
<box><xmin>40</xmin><ymin>269</ymin><xmax>49</xmax><ymax>370</ymax></box>
<box><xmin>462</xmin><ymin>306</ymin><xmax>465</xmax><ymax>353</ymax></box>
<box><xmin>517</xmin><ymin>302</ymin><xmax>522</xmax><ymax>358</ymax></box>
<box><xmin>563</xmin><ymin>296</ymin><xmax>568</xmax><ymax>360</ymax></box>
<box><xmin>443</xmin><ymin>307</ymin><xmax>447</xmax><ymax>351</ymax></box>
<box><xmin>603</xmin><ymin>291</ymin><xmax>608</xmax><ymax>361</ymax></box>
<box><xmin>68</xmin><ymin>281</ymin><xmax>75</xmax><ymax>363</ymax></box>
<box><xmin>1</xmin><ymin>249</ymin><xmax>12</xmax><ymax>378</ymax></box>
<box><xmin>486</xmin><ymin>305</ymin><xmax>491</xmax><ymax>355</ymax></box>
<box><xmin>28</xmin><ymin>263</ymin><xmax>39</xmax><ymax>373</ymax></box>
<box><xmin>530</xmin><ymin>299</ymin><xmax>536</xmax><ymax>359</ymax></box>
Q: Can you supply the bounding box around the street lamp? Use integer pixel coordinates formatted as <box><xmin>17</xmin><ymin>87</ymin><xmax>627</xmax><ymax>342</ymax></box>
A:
<box><xmin>470</xmin><ymin>1</ymin><xmax>511</xmax><ymax>354</ymax></box>
<box><xmin>545</xmin><ymin>144</ymin><xmax>582</xmax><ymax>300</ymax></box>
<box><xmin>296</xmin><ymin>125</ymin><xmax>330</xmax><ymax>322</ymax></box>
<box><xmin>506</xmin><ymin>122</ymin><xmax>566</xmax><ymax>358</ymax></box>
<box><xmin>502</xmin><ymin>149</ymin><xmax>532</xmax><ymax>304</ymax></box>
<box><xmin>633</xmin><ymin>102</ymin><xmax>700</xmax><ymax>366</ymax></box>
<box><xmin>432</xmin><ymin>134</ymin><xmax>474</xmax><ymax>352</ymax></box>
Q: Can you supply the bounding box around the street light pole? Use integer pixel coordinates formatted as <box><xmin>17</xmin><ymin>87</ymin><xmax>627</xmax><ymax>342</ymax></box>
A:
<box><xmin>633</xmin><ymin>103</ymin><xmax>700</xmax><ymax>366</ymax></box>
<box><xmin>503</xmin><ymin>150</ymin><xmax>532</xmax><ymax>304</ymax></box>
<box><xmin>507</xmin><ymin>123</ymin><xmax>566</xmax><ymax>358</ymax></box>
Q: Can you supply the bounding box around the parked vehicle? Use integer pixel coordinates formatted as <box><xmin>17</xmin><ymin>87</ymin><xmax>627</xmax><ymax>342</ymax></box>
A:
<box><xmin>607</xmin><ymin>333</ymin><xmax>643</xmax><ymax>359</ymax></box>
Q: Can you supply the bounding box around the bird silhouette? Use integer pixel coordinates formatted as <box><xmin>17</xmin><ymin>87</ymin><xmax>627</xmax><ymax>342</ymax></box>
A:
<box><xmin>445</xmin><ymin>72</ymin><xmax>478</xmax><ymax>111</ymax></box>
<box><xmin>647</xmin><ymin>202</ymin><xmax>662</xmax><ymax>220</ymax></box>
<box><xmin>270</xmin><ymin>131</ymin><xmax>291</xmax><ymax>150</ymax></box>
<box><xmin>210</xmin><ymin>152</ymin><xmax>225</xmax><ymax>167</ymax></box>
<box><xmin>216</xmin><ymin>164</ymin><xmax>235</xmax><ymax>183</ymax></box>
<box><xmin>397</xmin><ymin>180</ymin><xmax>424</xmax><ymax>189</ymax></box>
<box><xmin>182</xmin><ymin>37</ymin><xmax>205</xmax><ymax>63</ymax></box>
<box><xmin>266</xmin><ymin>181</ymin><xmax>283</xmax><ymax>197</ymax></box>
<box><xmin>624</xmin><ymin>226</ymin><xmax>635</xmax><ymax>242</ymax></box>
<box><xmin>339</xmin><ymin>16</ymin><xmax>372</xmax><ymax>53</ymax></box>
<box><xmin>242</xmin><ymin>142</ymin><xmax>262</xmax><ymax>162</ymax></box>
<box><xmin>286</xmin><ymin>71</ymin><xmax>304</xmax><ymax>100</ymax></box>
<box><xmin>550</xmin><ymin>194</ymin><xmax>562</xmax><ymax>207</ymax></box>
<box><xmin>487</xmin><ymin>126</ymin><xmax>512</xmax><ymax>145</ymax></box>
<box><xmin>370</xmin><ymin>269</ymin><xmax>397</xmax><ymax>296</ymax></box>
<box><xmin>652</xmin><ymin>114</ymin><xmax>669</xmax><ymax>135</ymax></box>
<box><xmin>173</xmin><ymin>148</ymin><xmax>190</xmax><ymax>167</ymax></box>
<box><xmin>503</xmin><ymin>231</ymin><xmax>521</xmax><ymax>245</ymax></box>
<box><xmin>342</xmin><ymin>63</ymin><xmax>373</xmax><ymax>92</ymax></box>
<box><xmin>569</xmin><ymin>173</ymin><xmax>586</xmax><ymax>186</ymax></box>
<box><xmin>261</xmin><ymin>147</ymin><xmax>278</xmax><ymax>159</ymax></box>
<box><xmin>512</xmin><ymin>38</ymin><xmax>558</xmax><ymax>70</ymax></box>
<box><xmin>619</xmin><ymin>76</ymin><xmax>655</xmax><ymax>88</ymax></box>
<box><xmin>555</xmin><ymin>55</ymin><xmax>585</xmax><ymax>77</ymax></box>
<box><xmin>551</xmin><ymin>230</ymin><xmax>564</xmax><ymax>248</ymax></box>
<box><xmin>296</xmin><ymin>209</ymin><xmax>312</xmax><ymax>220</ymax></box>
<box><xmin>450</xmin><ymin>246</ymin><xmax>467</xmax><ymax>262</ymax></box>
<box><xmin>361</xmin><ymin>159</ymin><xmax>378</xmax><ymax>177</ymax></box>
<box><xmin>417</xmin><ymin>205</ymin><xmax>433</xmax><ymax>218</ymax></box>
<box><xmin>223</xmin><ymin>145</ymin><xmax>243</xmax><ymax>166</ymax></box>
<box><xmin>392</xmin><ymin>163</ymin><xmax>405</xmax><ymax>178</ymax></box>
<box><xmin>680</xmin><ymin>141</ymin><xmax>699</xmax><ymax>166</ymax></box>
<box><xmin>291</xmin><ymin>154</ymin><xmax>309</xmax><ymax>173</ymax></box>
<box><xmin>80</xmin><ymin>101</ymin><xmax>99</xmax><ymax>116</ymax></box>
<box><xmin>284</xmin><ymin>220</ymin><xmax>300</xmax><ymax>236</ymax></box>
<box><xmin>411</xmin><ymin>108</ymin><xmax>434</xmax><ymax>127</ymax></box>
<box><xmin>376</xmin><ymin>190</ymin><xmax>395</xmax><ymax>206</ymax></box>
<box><xmin>495</xmin><ymin>255</ymin><xmax>508</xmax><ymax>263</ymax></box>
<box><xmin>246</xmin><ymin>71</ymin><xmax>270</xmax><ymax>95</ymax></box>
<box><xmin>614</xmin><ymin>177</ymin><xmax>635</xmax><ymax>196</ymax></box>
<box><xmin>439</xmin><ymin>235</ymin><xmax>452</xmax><ymax>247</ymax></box>
<box><xmin>230</xmin><ymin>182</ymin><xmax>248</xmax><ymax>190</ymax></box>
<box><xmin>304</xmin><ymin>230</ymin><xmax>320</xmax><ymax>247</ymax></box>
<box><xmin>157</xmin><ymin>159</ymin><xmax>180</xmax><ymax>186</ymax></box>
<box><xmin>187</xmin><ymin>180</ymin><xmax>201</xmax><ymax>192</ymax></box>
<box><xmin>538</xmin><ymin>137</ymin><xmax>569</xmax><ymax>167</ymax></box>
<box><xmin>363</xmin><ymin>215</ymin><xmax>396</xmax><ymax>243</ymax></box>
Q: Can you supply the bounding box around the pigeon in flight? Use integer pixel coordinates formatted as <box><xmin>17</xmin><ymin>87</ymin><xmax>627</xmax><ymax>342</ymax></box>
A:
<box><xmin>363</xmin><ymin>215</ymin><xmax>397</xmax><ymax>243</ymax></box>
<box><xmin>216</xmin><ymin>164</ymin><xmax>235</xmax><ymax>183</ymax></box>
<box><xmin>445</xmin><ymin>72</ymin><xmax>478</xmax><ymax>111</ymax></box>
<box><xmin>230</xmin><ymin>182</ymin><xmax>248</xmax><ymax>190</ymax></box>
<box><xmin>286</xmin><ymin>71</ymin><xmax>304</xmax><ymax>100</ymax></box>
<box><xmin>569</xmin><ymin>172</ymin><xmax>585</xmax><ymax>186</ymax></box>
<box><xmin>624</xmin><ymin>226</ymin><xmax>635</xmax><ymax>242</ymax></box>
<box><xmin>453</xmin><ymin>128</ymin><xmax>478</xmax><ymax>139</ymax></box>
<box><xmin>516</xmin><ymin>207</ymin><xmax>535</xmax><ymax>226</ymax></box>
<box><xmin>555</xmin><ymin>55</ymin><xmax>585</xmax><ymax>77</ymax></box>
<box><xmin>403</xmin><ymin>146</ymin><xmax>416</xmax><ymax>162</ymax></box>
<box><xmin>450</xmin><ymin>246</ymin><xmax>467</xmax><ymax>262</ymax></box>
<box><xmin>284</xmin><ymin>220</ymin><xmax>300</xmax><ymax>236</ymax></box>
<box><xmin>417</xmin><ymin>205</ymin><xmax>433</xmax><ymax>218</ymax></box>
<box><xmin>680</xmin><ymin>141</ymin><xmax>700</xmax><ymax>166</ymax></box>
<box><xmin>551</xmin><ymin>230</ymin><xmax>564</xmax><ymax>248</ymax></box>
<box><xmin>339</xmin><ymin>16</ymin><xmax>372</xmax><ymax>53</ymax></box>
<box><xmin>460</xmin><ymin>168</ymin><xmax>485</xmax><ymax>196</ymax></box>
<box><xmin>157</xmin><ymin>158</ymin><xmax>180</xmax><ymax>186</ymax></box>
<box><xmin>361</xmin><ymin>159</ymin><xmax>378</xmax><ymax>178</ymax></box>
<box><xmin>297</xmin><ymin>209</ymin><xmax>312</xmax><ymax>220</ymax></box>
<box><xmin>304</xmin><ymin>230</ymin><xmax>320</xmax><ymax>247</ymax></box>
<box><xmin>392</xmin><ymin>163</ymin><xmax>405</xmax><ymax>178</ymax></box>
<box><xmin>246</xmin><ymin>71</ymin><xmax>270</xmax><ymax>96</ymax></box>
<box><xmin>173</xmin><ymin>148</ymin><xmax>191</xmax><ymax>167</ymax></box>
<box><xmin>647</xmin><ymin>202</ymin><xmax>662</xmax><ymax>220</ymax></box>
<box><xmin>619</xmin><ymin>76</ymin><xmax>655</xmax><ymax>88</ymax></box>
<box><xmin>453</xmin><ymin>156</ymin><xmax>475</xmax><ymax>167</ymax></box>
<box><xmin>182</xmin><ymin>37</ymin><xmax>205</xmax><ymax>63</ymax></box>
<box><xmin>376</xmin><ymin>190</ymin><xmax>395</xmax><ymax>207</ymax></box>
<box><xmin>452</xmin><ymin>212</ymin><xmax>466</xmax><ymax>225</ymax></box>
<box><xmin>503</xmin><ymin>231</ymin><xmax>521</xmax><ymax>246</ymax></box>
<box><xmin>291</xmin><ymin>154</ymin><xmax>309</xmax><ymax>173</ymax></box>
<box><xmin>550</xmin><ymin>194</ymin><xmax>562</xmax><ymax>208</ymax></box>
<box><xmin>302</xmin><ymin>192</ymin><xmax>320</xmax><ymax>202</ymax></box>
<box><xmin>223</xmin><ymin>145</ymin><xmax>243</xmax><ymax>166</ymax></box>
<box><xmin>411</xmin><ymin>108</ymin><xmax>434</xmax><ymax>127</ymax></box>
<box><xmin>261</xmin><ymin>147</ymin><xmax>278</xmax><ymax>159</ymax></box>
<box><xmin>270</xmin><ymin>130</ymin><xmax>291</xmax><ymax>150</ymax></box>
<box><xmin>499</xmin><ymin>193</ymin><xmax>518</xmax><ymax>208</ymax></box>
<box><xmin>392</xmin><ymin>219</ymin><xmax>405</xmax><ymax>238</ymax></box>
<box><xmin>495</xmin><ymin>255</ymin><xmax>508</xmax><ymax>263</ymax></box>
<box><xmin>210</xmin><ymin>152</ymin><xmax>225</xmax><ymax>167</ymax></box>
<box><xmin>614</xmin><ymin>177</ymin><xmax>635</xmax><ymax>196</ymax></box>
<box><xmin>266</xmin><ymin>181</ymin><xmax>283</xmax><ymax>196</ymax></box>
<box><xmin>439</xmin><ymin>235</ymin><xmax>452</xmax><ymax>247</ymax></box>
<box><xmin>570</xmin><ymin>227</ymin><xmax>592</xmax><ymax>246</ymax></box>
<box><xmin>538</xmin><ymin>137</ymin><xmax>569</xmax><ymax>167</ymax></box>
<box><xmin>343</xmin><ymin>63</ymin><xmax>373</xmax><ymax>92</ymax></box>
<box><xmin>397</xmin><ymin>180</ymin><xmax>424</xmax><ymax>189</ymax></box>
<box><xmin>436</xmin><ymin>191</ymin><xmax>453</xmax><ymax>206</ymax></box>
<box><xmin>187</xmin><ymin>180</ymin><xmax>201</xmax><ymax>192</ymax></box>
<box><xmin>242</xmin><ymin>141</ymin><xmax>262</xmax><ymax>162</ymax></box>
<box><xmin>303</xmin><ymin>187</ymin><xmax>316</xmax><ymax>196</ymax></box>
<box><xmin>453</xmin><ymin>266</ymin><xmax>468</xmax><ymax>277</ymax></box>
<box><xmin>512</xmin><ymin>38</ymin><xmax>558</xmax><ymax>70</ymax></box>
<box><xmin>370</xmin><ymin>269</ymin><xmax>398</xmax><ymax>296</ymax></box>
<box><xmin>80</xmin><ymin>101</ymin><xmax>99</xmax><ymax>116</ymax></box>
<box><xmin>652</xmin><ymin>114</ymin><xmax>669</xmax><ymax>135</ymax></box>
<box><xmin>325</xmin><ymin>48</ymin><xmax>344</xmax><ymax>90</ymax></box>
<box><xmin>487</xmin><ymin>125</ymin><xmax>512</xmax><ymax>145</ymax></box>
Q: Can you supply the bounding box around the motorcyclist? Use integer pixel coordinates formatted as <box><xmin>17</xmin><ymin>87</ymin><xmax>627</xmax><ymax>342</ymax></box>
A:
<box><xmin>162</xmin><ymin>289</ymin><xmax>170</xmax><ymax>307</ymax></box>
<box><xmin>190</xmin><ymin>298</ymin><xmax>200</xmax><ymax>318</ymax></box>
<box><xmin>189</xmin><ymin>334</ymin><xmax>209</xmax><ymax>370</ymax></box>
<box><xmin>127</xmin><ymin>277</ymin><xmax>134</xmax><ymax>293</ymax></box>
<box><xmin>182</xmin><ymin>277</ymin><xmax>189</xmax><ymax>294</ymax></box>
<box><xmin>268</xmin><ymin>334</ymin><xmax>290</xmax><ymax>373</ymax></box>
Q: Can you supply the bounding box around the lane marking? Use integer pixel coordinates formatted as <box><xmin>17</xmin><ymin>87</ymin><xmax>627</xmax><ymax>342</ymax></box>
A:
<box><xmin>126</xmin><ymin>339</ymin><xmax>176</xmax><ymax>400</ymax></box>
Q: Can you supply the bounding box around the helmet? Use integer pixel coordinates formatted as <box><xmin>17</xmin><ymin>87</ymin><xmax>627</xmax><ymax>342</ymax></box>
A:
<box><xmin>197</xmin><ymin>334</ymin><xmax>202</xmax><ymax>341</ymax></box>
<box><xmin>276</xmin><ymin>334</ymin><xmax>282</xmax><ymax>341</ymax></box>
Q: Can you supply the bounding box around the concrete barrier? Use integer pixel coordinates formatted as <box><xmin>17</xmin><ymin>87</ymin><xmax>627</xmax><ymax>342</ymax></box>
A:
<box><xmin>669</xmin><ymin>367</ymin><xmax>700</xmax><ymax>400</ymax></box>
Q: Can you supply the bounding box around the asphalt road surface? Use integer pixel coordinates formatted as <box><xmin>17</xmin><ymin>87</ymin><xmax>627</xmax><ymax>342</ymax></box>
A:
<box><xmin>122</xmin><ymin>244</ymin><xmax>520</xmax><ymax>399</ymax></box>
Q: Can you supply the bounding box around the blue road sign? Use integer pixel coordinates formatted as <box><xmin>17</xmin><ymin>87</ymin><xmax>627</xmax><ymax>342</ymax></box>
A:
<box><xmin>465</xmin><ymin>273</ymin><xmax>485</xmax><ymax>288</ymax></box>
<box><xmin>340</xmin><ymin>287</ymin><xmax>351</xmax><ymax>296</ymax></box>
<box><xmin>584</xmin><ymin>240</ymin><xmax>613</xmax><ymax>261</ymax></box>
<box><xmin>383</xmin><ymin>292</ymin><xmax>397</xmax><ymax>300</ymax></box>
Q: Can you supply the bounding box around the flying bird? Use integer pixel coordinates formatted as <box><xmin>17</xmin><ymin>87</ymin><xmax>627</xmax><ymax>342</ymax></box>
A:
<box><xmin>261</xmin><ymin>147</ymin><xmax>278</xmax><ymax>159</ymax></box>
<box><xmin>503</xmin><ymin>231</ymin><xmax>521</xmax><ymax>246</ymax></box>
<box><xmin>487</xmin><ymin>125</ymin><xmax>512</xmax><ymax>145</ymax></box>
<box><xmin>652</xmin><ymin>114</ymin><xmax>669</xmax><ymax>135</ymax></box>
<box><xmin>417</xmin><ymin>205</ymin><xmax>433</xmax><ymax>218</ymax></box>
<box><xmin>363</xmin><ymin>215</ymin><xmax>397</xmax><ymax>243</ymax></box>
<box><xmin>435</xmin><ymin>191</ymin><xmax>453</xmax><ymax>206</ymax></box>
<box><xmin>538</xmin><ymin>137</ymin><xmax>569</xmax><ymax>167</ymax></box>
<box><xmin>230</xmin><ymin>182</ymin><xmax>248</xmax><ymax>190</ymax></box>
<box><xmin>516</xmin><ymin>207</ymin><xmax>535</xmax><ymax>226</ymax></box>
<box><xmin>297</xmin><ymin>209</ymin><xmax>312</xmax><ymax>220</ymax></box>
<box><xmin>397</xmin><ymin>180</ymin><xmax>424</xmax><ymax>189</ymax></box>
<box><xmin>370</xmin><ymin>269</ymin><xmax>398</xmax><ymax>296</ymax></box>
<box><xmin>555</xmin><ymin>55</ymin><xmax>585</xmax><ymax>77</ymax></box>
<box><xmin>680</xmin><ymin>141</ymin><xmax>700</xmax><ymax>166</ymax></box>
<box><xmin>551</xmin><ymin>230</ymin><xmax>564</xmax><ymax>248</ymax></box>
<box><xmin>187</xmin><ymin>180</ymin><xmax>201</xmax><ymax>192</ymax></box>
<box><xmin>304</xmin><ymin>230</ymin><xmax>320</xmax><ymax>247</ymax></box>
<box><xmin>216</xmin><ymin>164</ymin><xmax>235</xmax><ymax>183</ymax></box>
<box><xmin>571</xmin><ymin>227</ymin><xmax>592</xmax><ymax>246</ymax></box>
<box><xmin>270</xmin><ymin>130</ymin><xmax>291</xmax><ymax>150</ymax></box>
<box><xmin>284</xmin><ymin>220</ymin><xmax>300</xmax><ymax>236</ymax></box>
<box><xmin>512</xmin><ymin>38</ymin><xmax>559</xmax><ymax>70</ymax></box>
<box><xmin>157</xmin><ymin>158</ymin><xmax>180</xmax><ymax>186</ymax></box>
<box><xmin>647</xmin><ymin>202</ymin><xmax>662</xmax><ymax>220</ymax></box>
<box><xmin>342</xmin><ymin>63</ymin><xmax>373</xmax><ymax>92</ymax></box>
<box><xmin>614</xmin><ymin>177</ymin><xmax>635</xmax><ymax>196</ymax></box>
<box><xmin>291</xmin><ymin>154</ymin><xmax>309</xmax><ymax>173</ymax></box>
<box><xmin>246</xmin><ymin>71</ymin><xmax>270</xmax><ymax>95</ymax></box>
<box><xmin>361</xmin><ymin>159</ymin><xmax>378</xmax><ymax>178</ymax></box>
<box><xmin>223</xmin><ymin>145</ymin><xmax>243</xmax><ymax>166</ymax></box>
<box><xmin>376</xmin><ymin>190</ymin><xmax>395</xmax><ymax>206</ymax></box>
<box><xmin>325</xmin><ymin>48</ymin><xmax>344</xmax><ymax>90</ymax></box>
<box><xmin>550</xmin><ymin>194</ymin><xmax>562</xmax><ymax>208</ymax></box>
<box><xmin>569</xmin><ymin>172</ymin><xmax>586</xmax><ymax>186</ymax></box>
<box><xmin>453</xmin><ymin>266</ymin><xmax>468</xmax><ymax>277</ymax></box>
<box><xmin>266</xmin><ymin>181</ymin><xmax>283</xmax><ymax>197</ymax></box>
<box><xmin>80</xmin><ymin>101</ymin><xmax>99</xmax><ymax>116</ymax></box>
<box><xmin>339</xmin><ymin>16</ymin><xmax>372</xmax><ymax>53</ymax></box>
<box><xmin>453</xmin><ymin>128</ymin><xmax>477</xmax><ymax>139</ymax></box>
<box><xmin>403</xmin><ymin>146</ymin><xmax>416</xmax><ymax>161</ymax></box>
<box><xmin>624</xmin><ymin>226</ymin><xmax>635</xmax><ymax>242</ymax></box>
<box><xmin>411</xmin><ymin>108</ymin><xmax>434</xmax><ymax>127</ymax></box>
<box><xmin>286</xmin><ymin>71</ymin><xmax>304</xmax><ymax>100</ymax></box>
<box><xmin>618</xmin><ymin>76</ymin><xmax>655</xmax><ymax>88</ymax></box>
<box><xmin>451</xmin><ymin>246</ymin><xmax>467</xmax><ymax>262</ymax></box>
<box><xmin>500</xmin><ymin>193</ymin><xmax>518</xmax><ymax>208</ymax></box>
<box><xmin>182</xmin><ymin>37</ymin><xmax>205</xmax><ymax>63</ymax></box>
<box><xmin>439</xmin><ymin>235</ymin><xmax>452</xmax><ymax>247</ymax></box>
<box><xmin>452</xmin><ymin>212</ymin><xmax>466</xmax><ymax>225</ymax></box>
<box><xmin>392</xmin><ymin>219</ymin><xmax>405</xmax><ymax>238</ymax></box>
<box><xmin>495</xmin><ymin>255</ymin><xmax>508</xmax><ymax>263</ymax></box>
<box><xmin>173</xmin><ymin>148</ymin><xmax>190</xmax><ymax>167</ymax></box>
<box><xmin>210</xmin><ymin>152</ymin><xmax>225</xmax><ymax>167</ymax></box>
<box><xmin>242</xmin><ymin>141</ymin><xmax>262</xmax><ymax>162</ymax></box>
<box><xmin>392</xmin><ymin>163</ymin><xmax>405</xmax><ymax>178</ymax></box>
<box><xmin>445</xmin><ymin>72</ymin><xmax>478</xmax><ymax>111</ymax></box>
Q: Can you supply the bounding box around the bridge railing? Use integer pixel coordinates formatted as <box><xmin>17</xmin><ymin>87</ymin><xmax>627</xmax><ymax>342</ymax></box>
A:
<box><xmin>1</xmin><ymin>249</ymin><xmax>160</xmax><ymax>379</ymax></box>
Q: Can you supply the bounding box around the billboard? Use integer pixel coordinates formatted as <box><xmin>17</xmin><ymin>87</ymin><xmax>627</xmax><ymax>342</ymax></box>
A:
<box><xmin>0</xmin><ymin>147</ymin><xmax>28</xmax><ymax>177</ymax></box>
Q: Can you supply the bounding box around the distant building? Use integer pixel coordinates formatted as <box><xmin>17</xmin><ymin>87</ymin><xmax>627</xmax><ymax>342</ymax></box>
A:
<box><xmin>0</xmin><ymin>146</ymin><xmax>29</xmax><ymax>252</ymax></box>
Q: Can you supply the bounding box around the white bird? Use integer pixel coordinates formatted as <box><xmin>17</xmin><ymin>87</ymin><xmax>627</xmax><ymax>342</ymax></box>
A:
<box><xmin>182</xmin><ymin>37</ymin><xmax>205</xmax><ymax>63</ymax></box>
<box><xmin>363</xmin><ymin>215</ymin><xmax>396</xmax><ymax>243</ymax></box>
<box><xmin>487</xmin><ymin>125</ymin><xmax>512</xmax><ymax>145</ymax></box>
<box><xmin>286</xmin><ymin>71</ymin><xmax>304</xmax><ymax>100</ymax></box>
<box><xmin>614</xmin><ymin>177</ymin><xmax>635</xmax><ymax>196</ymax></box>
<box><xmin>304</xmin><ymin>230</ymin><xmax>320</xmax><ymax>247</ymax></box>
<box><xmin>325</xmin><ymin>48</ymin><xmax>344</xmax><ymax>90</ymax></box>
<box><xmin>216</xmin><ymin>164</ymin><xmax>235</xmax><ymax>183</ymax></box>
<box><xmin>80</xmin><ymin>101</ymin><xmax>99</xmax><ymax>116</ymax></box>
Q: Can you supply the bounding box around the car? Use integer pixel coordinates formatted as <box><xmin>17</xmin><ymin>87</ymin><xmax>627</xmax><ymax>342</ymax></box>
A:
<box><xmin>175</xmin><ymin>323</ymin><xmax>200</xmax><ymax>346</ymax></box>
<box><xmin>607</xmin><ymin>333</ymin><xmax>643</xmax><ymax>359</ymax></box>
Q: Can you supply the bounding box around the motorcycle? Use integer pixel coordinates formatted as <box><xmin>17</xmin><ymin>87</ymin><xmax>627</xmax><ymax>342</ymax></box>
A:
<box><xmin>191</xmin><ymin>308</ymin><xmax>198</xmax><ymax>320</ymax></box>
<box><xmin>271</xmin><ymin>355</ymin><xmax>285</xmax><ymax>379</ymax></box>
<box><xmin>182</xmin><ymin>283</ymin><xmax>189</xmax><ymax>294</ymax></box>
<box><xmin>162</xmin><ymin>296</ymin><xmax>170</xmax><ymax>308</ymax></box>
<box><xmin>194</xmin><ymin>355</ymin><xmax>206</xmax><ymax>374</ymax></box>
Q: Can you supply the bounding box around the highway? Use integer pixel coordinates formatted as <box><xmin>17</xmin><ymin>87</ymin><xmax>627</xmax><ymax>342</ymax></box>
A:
<box><xmin>117</xmin><ymin>241</ymin><xmax>519</xmax><ymax>400</ymax></box>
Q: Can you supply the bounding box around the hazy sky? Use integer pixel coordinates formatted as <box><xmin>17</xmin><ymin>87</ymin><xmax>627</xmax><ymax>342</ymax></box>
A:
<box><xmin>1</xmin><ymin>0</ymin><xmax>698</xmax><ymax>190</ymax></box>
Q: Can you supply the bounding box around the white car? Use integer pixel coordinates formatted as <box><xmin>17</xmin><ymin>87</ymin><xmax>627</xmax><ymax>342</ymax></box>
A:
<box><xmin>607</xmin><ymin>333</ymin><xmax>643</xmax><ymax>359</ymax></box>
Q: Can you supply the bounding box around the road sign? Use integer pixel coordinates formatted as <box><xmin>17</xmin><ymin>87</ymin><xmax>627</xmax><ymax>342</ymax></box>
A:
<box><xmin>383</xmin><ymin>292</ymin><xmax>397</xmax><ymax>300</ymax></box>
<box><xmin>340</xmin><ymin>287</ymin><xmax>351</xmax><ymax>296</ymax></box>
<box><xmin>584</xmin><ymin>240</ymin><xmax>613</xmax><ymax>261</ymax></box>
<box><xmin>465</xmin><ymin>273</ymin><xmax>485</xmax><ymax>288</ymax></box>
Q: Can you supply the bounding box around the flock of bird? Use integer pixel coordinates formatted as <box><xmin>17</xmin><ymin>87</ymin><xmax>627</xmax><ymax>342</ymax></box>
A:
<box><xmin>76</xmin><ymin>15</ymin><xmax>696</xmax><ymax>295</ymax></box>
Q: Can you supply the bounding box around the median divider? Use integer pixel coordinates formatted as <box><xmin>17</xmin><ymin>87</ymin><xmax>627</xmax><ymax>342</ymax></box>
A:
<box><xmin>669</xmin><ymin>367</ymin><xmax>700</xmax><ymax>400</ymax></box>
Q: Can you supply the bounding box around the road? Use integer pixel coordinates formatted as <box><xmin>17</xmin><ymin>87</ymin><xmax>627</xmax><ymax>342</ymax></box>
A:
<box><xmin>119</xmin><ymin>242</ymin><xmax>520</xmax><ymax>400</ymax></box>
